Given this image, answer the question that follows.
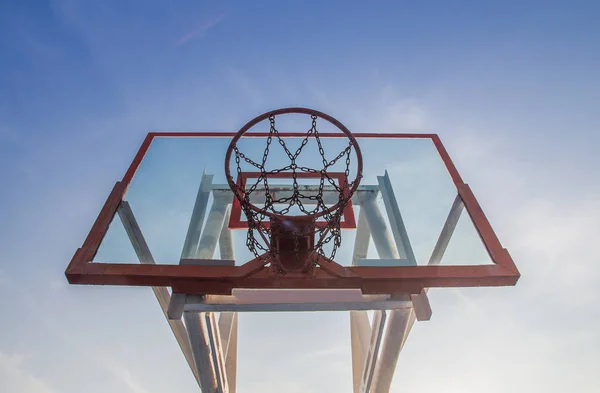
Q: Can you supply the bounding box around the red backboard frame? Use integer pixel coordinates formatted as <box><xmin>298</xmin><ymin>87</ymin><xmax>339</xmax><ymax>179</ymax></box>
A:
<box><xmin>65</xmin><ymin>132</ymin><xmax>520</xmax><ymax>295</ymax></box>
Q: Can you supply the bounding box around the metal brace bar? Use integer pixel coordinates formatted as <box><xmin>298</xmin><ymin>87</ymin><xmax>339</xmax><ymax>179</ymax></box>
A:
<box><xmin>116</xmin><ymin>201</ymin><xmax>201</xmax><ymax>386</ymax></box>
<box><xmin>360</xmin><ymin>310</ymin><xmax>387</xmax><ymax>393</ymax></box>
<box><xmin>377</xmin><ymin>170</ymin><xmax>416</xmax><ymax>264</ymax></box>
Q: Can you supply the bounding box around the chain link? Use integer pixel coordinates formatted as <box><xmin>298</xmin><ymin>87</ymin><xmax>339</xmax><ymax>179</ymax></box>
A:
<box><xmin>228</xmin><ymin>112</ymin><xmax>358</xmax><ymax>274</ymax></box>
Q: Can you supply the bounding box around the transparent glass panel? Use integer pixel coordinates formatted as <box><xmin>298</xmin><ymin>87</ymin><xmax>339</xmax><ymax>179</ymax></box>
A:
<box><xmin>92</xmin><ymin>135</ymin><xmax>492</xmax><ymax>267</ymax></box>
<box><xmin>439</xmin><ymin>209</ymin><xmax>493</xmax><ymax>266</ymax></box>
<box><xmin>93</xmin><ymin>214</ymin><xmax>138</xmax><ymax>263</ymax></box>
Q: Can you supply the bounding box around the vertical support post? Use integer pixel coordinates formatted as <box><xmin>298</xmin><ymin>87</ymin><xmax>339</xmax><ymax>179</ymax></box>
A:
<box><xmin>218</xmin><ymin>312</ymin><xmax>235</xmax><ymax>358</ymax></box>
<box><xmin>206</xmin><ymin>313</ymin><xmax>229</xmax><ymax>393</ymax></box>
<box><xmin>370</xmin><ymin>309</ymin><xmax>414</xmax><ymax>393</ymax></box>
<box><xmin>219</xmin><ymin>203</ymin><xmax>235</xmax><ymax>261</ymax></box>
<box><xmin>352</xmin><ymin>207</ymin><xmax>371</xmax><ymax>266</ymax></box>
<box><xmin>224</xmin><ymin>313</ymin><xmax>238</xmax><ymax>393</ymax></box>
<box><xmin>184</xmin><ymin>311</ymin><xmax>222</xmax><ymax>393</ymax></box>
<box><xmin>180</xmin><ymin>270</ymin><xmax>232</xmax><ymax>393</ymax></box>
<box><xmin>182</xmin><ymin>187</ymin><xmax>236</xmax><ymax>393</ymax></box>
<box><xmin>173</xmin><ymin>172</ymin><xmax>236</xmax><ymax>391</ymax></box>
<box><xmin>358</xmin><ymin>193</ymin><xmax>399</xmax><ymax>260</ymax></box>
<box><xmin>351</xmin><ymin>311</ymin><xmax>371</xmax><ymax>393</ymax></box>
<box><xmin>196</xmin><ymin>195</ymin><xmax>230</xmax><ymax>259</ymax></box>
<box><xmin>217</xmin><ymin>204</ymin><xmax>237</xmax><ymax>393</ymax></box>
<box><xmin>360</xmin><ymin>310</ymin><xmax>387</xmax><ymax>393</ymax></box>
<box><xmin>181</xmin><ymin>171</ymin><xmax>213</xmax><ymax>259</ymax></box>
<box><xmin>354</xmin><ymin>175</ymin><xmax>430</xmax><ymax>392</ymax></box>
<box><xmin>377</xmin><ymin>171</ymin><xmax>416</xmax><ymax>264</ymax></box>
<box><xmin>351</xmin><ymin>205</ymin><xmax>373</xmax><ymax>393</ymax></box>
<box><xmin>170</xmin><ymin>172</ymin><xmax>214</xmax><ymax>319</ymax></box>
<box><xmin>369</xmin><ymin>193</ymin><xmax>465</xmax><ymax>393</ymax></box>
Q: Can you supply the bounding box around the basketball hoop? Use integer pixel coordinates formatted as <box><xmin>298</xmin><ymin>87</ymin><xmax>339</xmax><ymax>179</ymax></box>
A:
<box><xmin>225</xmin><ymin>108</ymin><xmax>363</xmax><ymax>275</ymax></box>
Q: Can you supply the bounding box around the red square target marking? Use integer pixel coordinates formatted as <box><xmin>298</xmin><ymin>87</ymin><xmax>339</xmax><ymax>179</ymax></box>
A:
<box><xmin>228</xmin><ymin>171</ymin><xmax>357</xmax><ymax>229</ymax></box>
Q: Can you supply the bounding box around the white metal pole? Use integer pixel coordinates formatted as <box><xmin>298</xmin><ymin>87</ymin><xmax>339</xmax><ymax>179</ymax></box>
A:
<box><xmin>358</xmin><ymin>194</ymin><xmax>399</xmax><ymax>260</ymax></box>
<box><xmin>182</xmin><ymin>171</ymin><xmax>214</xmax><ymax>259</ymax></box>
<box><xmin>184</xmin><ymin>311</ymin><xmax>222</xmax><ymax>393</ymax></box>
<box><xmin>370</xmin><ymin>309</ymin><xmax>414</xmax><ymax>393</ymax></box>
<box><xmin>117</xmin><ymin>202</ymin><xmax>201</xmax><ymax>386</ymax></box>
<box><xmin>351</xmin><ymin>206</ymin><xmax>373</xmax><ymax>393</ymax></box>
<box><xmin>196</xmin><ymin>195</ymin><xmax>230</xmax><ymax>259</ymax></box>
<box><xmin>360</xmin><ymin>310</ymin><xmax>387</xmax><ymax>393</ymax></box>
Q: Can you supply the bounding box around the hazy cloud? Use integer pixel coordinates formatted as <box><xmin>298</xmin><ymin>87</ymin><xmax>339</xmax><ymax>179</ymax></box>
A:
<box><xmin>0</xmin><ymin>352</ymin><xmax>56</xmax><ymax>393</ymax></box>
<box><xmin>0</xmin><ymin>273</ymin><xmax>155</xmax><ymax>393</ymax></box>
<box><xmin>175</xmin><ymin>13</ymin><xmax>226</xmax><ymax>46</ymax></box>
<box><xmin>380</xmin><ymin>100</ymin><xmax>429</xmax><ymax>131</ymax></box>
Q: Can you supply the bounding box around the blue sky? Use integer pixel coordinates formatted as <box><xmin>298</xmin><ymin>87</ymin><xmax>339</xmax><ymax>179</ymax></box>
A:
<box><xmin>1</xmin><ymin>1</ymin><xmax>600</xmax><ymax>392</ymax></box>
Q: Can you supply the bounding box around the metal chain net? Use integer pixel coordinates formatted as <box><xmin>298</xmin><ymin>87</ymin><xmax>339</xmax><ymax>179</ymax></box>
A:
<box><xmin>228</xmin><ymin>114</ymin><xmax>360</xmax><ymax>274</ymax></box>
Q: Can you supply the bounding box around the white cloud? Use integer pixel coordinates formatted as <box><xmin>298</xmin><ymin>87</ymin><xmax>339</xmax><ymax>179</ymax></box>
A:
<box><xmin>444</xmin><ymin>131</ymin><xmax>600</xmax><ymax>304</ymax></box>
<box><xmin>297</xmin><ymin>345</ymin><xmax>348</xmax><ymax>362</ymax></box>
<box><xmin>0</xmin><ymin>352</ymin><xmax>56</xmax><ymax>393</ymax></box>
<box><xmin>379</xmin><ymin>100</ymin><xmax>429</xmax><ymax>131</ymax></box>
<box><xmin>356</xmin><ymin>97</ymin><xmax>600</xmax><ymax>391</ymax></box>
<box><xmin>0</xmin><ymin>273</ymin><xmax>156</xmax><ymax>393</ymax></box>
<box><xmin>101</xmin><ymin>358</ymin><xmax>153</xmax><ymax>393</ymax></box>
<box><xmin>319</xmin><ymin>87</ymin><xmax>432</xmax><ymax>132</ymax></box>
<box><xmin>509</xmin><ymin>192</ymin><xmax>600</xmax><ymax>302</ymax></box>
<box><xmin>244</xmin><ymin>379</ymin><xmax>317</xmax><ymax>393</ymax></box>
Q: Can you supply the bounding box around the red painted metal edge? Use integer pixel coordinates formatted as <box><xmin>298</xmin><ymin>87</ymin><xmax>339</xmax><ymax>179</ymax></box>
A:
<box><xmin>119</xmin><ymin>132</ymin><xmax>444</xmax><ymax>197</ymax></box>
<box><xmin>458</xmin><ymin>184</ymin><xmax>520</xmax><ymax>274</ymax></box>
<box><xmin>65</xmin><ymin>181</ymin><xmax>127</xmax><ymax>274</ymax></box>
<box><xmin>431</xmin><ymin>134</ymin><xmax>464</xmax><ymax>186</ymax></box>
<box><xmin>122</xmin><ymin>134</ymin><xmax>154</xmax><ymax>186</ymax></box>
<box><xmin>149</xmin><ymin>132</ymin><xmax>439</xmax><ymax>139</ymax></box>
<box><xmin>225</xmin><ymin>111</ymin><xmax>365</xmax><ymax>222</ymax></box>
<box><xmin>66</xmin><ymin>263</ymin><xmax>519</xmax><ymax>295</ymax></box>
<box><xmin>66</xmin><ymin>130</ymin><xmax>520</xmax><ymax>294</ymax></box>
